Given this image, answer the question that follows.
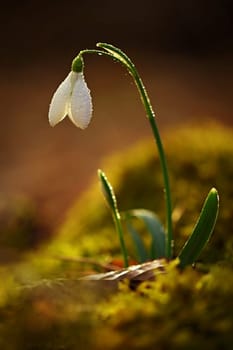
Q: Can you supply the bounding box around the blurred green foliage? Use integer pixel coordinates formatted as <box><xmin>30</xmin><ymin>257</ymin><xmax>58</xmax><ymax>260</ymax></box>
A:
<box><xmin>0</xmin><ymin>123</ymin><xmax>233</xmax><ymax>349</ymax></box>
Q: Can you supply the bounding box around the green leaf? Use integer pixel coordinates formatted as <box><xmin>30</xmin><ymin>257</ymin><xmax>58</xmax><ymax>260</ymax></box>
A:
<box><xmin>98</xmin><ymin>169</ymin><xmax>117</xmax><ymax>211</ymax></box>
<box><xmin>178</xmin><ymin>188</ymin><xmax>219</xmax><ymax>268</ymax></box>
<box><xmin>123</xmin><ymin>209</ymin><xmax>166</xmax><ymax>259</ymax></box>
<box><xmin>125</xmin><ymin>221</ymin><xmax>149</xmax><ymax>263</ymax></box>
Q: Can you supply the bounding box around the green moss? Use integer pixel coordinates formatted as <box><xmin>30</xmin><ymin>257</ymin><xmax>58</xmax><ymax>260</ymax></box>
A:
<box><xmin>95</xmin><ymin>261</ymin><xmax>233</xmax><ymax>350</ymax></box>
<box><xmin>1</xmin><ymin>261</ymin><xmax>233</xmax><ymax>349</ymax></box>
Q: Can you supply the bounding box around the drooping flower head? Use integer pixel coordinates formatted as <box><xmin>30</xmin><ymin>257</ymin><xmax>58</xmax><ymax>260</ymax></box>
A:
<box><xmin>48</xmin><ymin>56</ymin><xmax>93</xmax><ymax>129</ymax></box>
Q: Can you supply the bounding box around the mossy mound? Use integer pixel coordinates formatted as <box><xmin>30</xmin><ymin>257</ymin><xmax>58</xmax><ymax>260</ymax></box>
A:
<box><xmin>0</xmin><ymin>123</ymin><xmax>233</xmax><ymax>349</ymax></box>
<box><xmin>35</xmin><ymin>122</ymin><xmax>233</xmax><ymax>279</ymax></box>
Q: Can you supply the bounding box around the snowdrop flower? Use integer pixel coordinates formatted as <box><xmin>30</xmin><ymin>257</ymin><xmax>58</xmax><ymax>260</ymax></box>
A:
<box><xmin>48</xmin><ymin>70</ymin><xmax>93</xmax><ymax>129</ymax></box>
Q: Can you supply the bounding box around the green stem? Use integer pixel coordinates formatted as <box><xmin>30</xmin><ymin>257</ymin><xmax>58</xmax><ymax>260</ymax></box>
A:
<box><xmin>74</xmin><ymin>44</ymin><xmax>173</xmax><ymax>259</ymax></box>
<box><xmin>132</xmin><ymin>72</ymin><xmax>173</xmax><ymax>259</ymax></box>
<box><xmin>100</xmin><ymin>44</ymin><xmax>174</xmax><ymax>259</ymax></box>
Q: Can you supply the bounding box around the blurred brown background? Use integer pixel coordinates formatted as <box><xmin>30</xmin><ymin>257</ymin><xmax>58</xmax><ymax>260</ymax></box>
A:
<box><xmin>0</xmin><ymin>0</ymin><xmax>232</xmax><ymax>230</ymax></box>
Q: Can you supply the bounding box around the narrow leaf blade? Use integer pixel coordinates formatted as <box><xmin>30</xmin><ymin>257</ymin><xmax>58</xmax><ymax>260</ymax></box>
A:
<box><xmin>126</xmin><ymin>222</ymin><xmax>149</xmax><ymax>263</ymax></box>
<box><xmin>178</xmin><ymin>188</ymin><xmax>219</xmax><ymax>268</ymax></box>
<box><xmin>124</xmin><ymin>209</ymin><xmax>166</xmax><ymax>259</ymax></box>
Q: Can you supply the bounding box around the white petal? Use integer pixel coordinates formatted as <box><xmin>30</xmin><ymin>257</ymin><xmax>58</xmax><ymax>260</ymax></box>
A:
<box><xmin>69</xmin><ymin>72</ymin><xmax>93</xmax><ymax>129</ymax></box>
<box><xmin>48</xmin><ymin>72</ymin><xmax>72</xmax><ymax>127</ymax></box>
